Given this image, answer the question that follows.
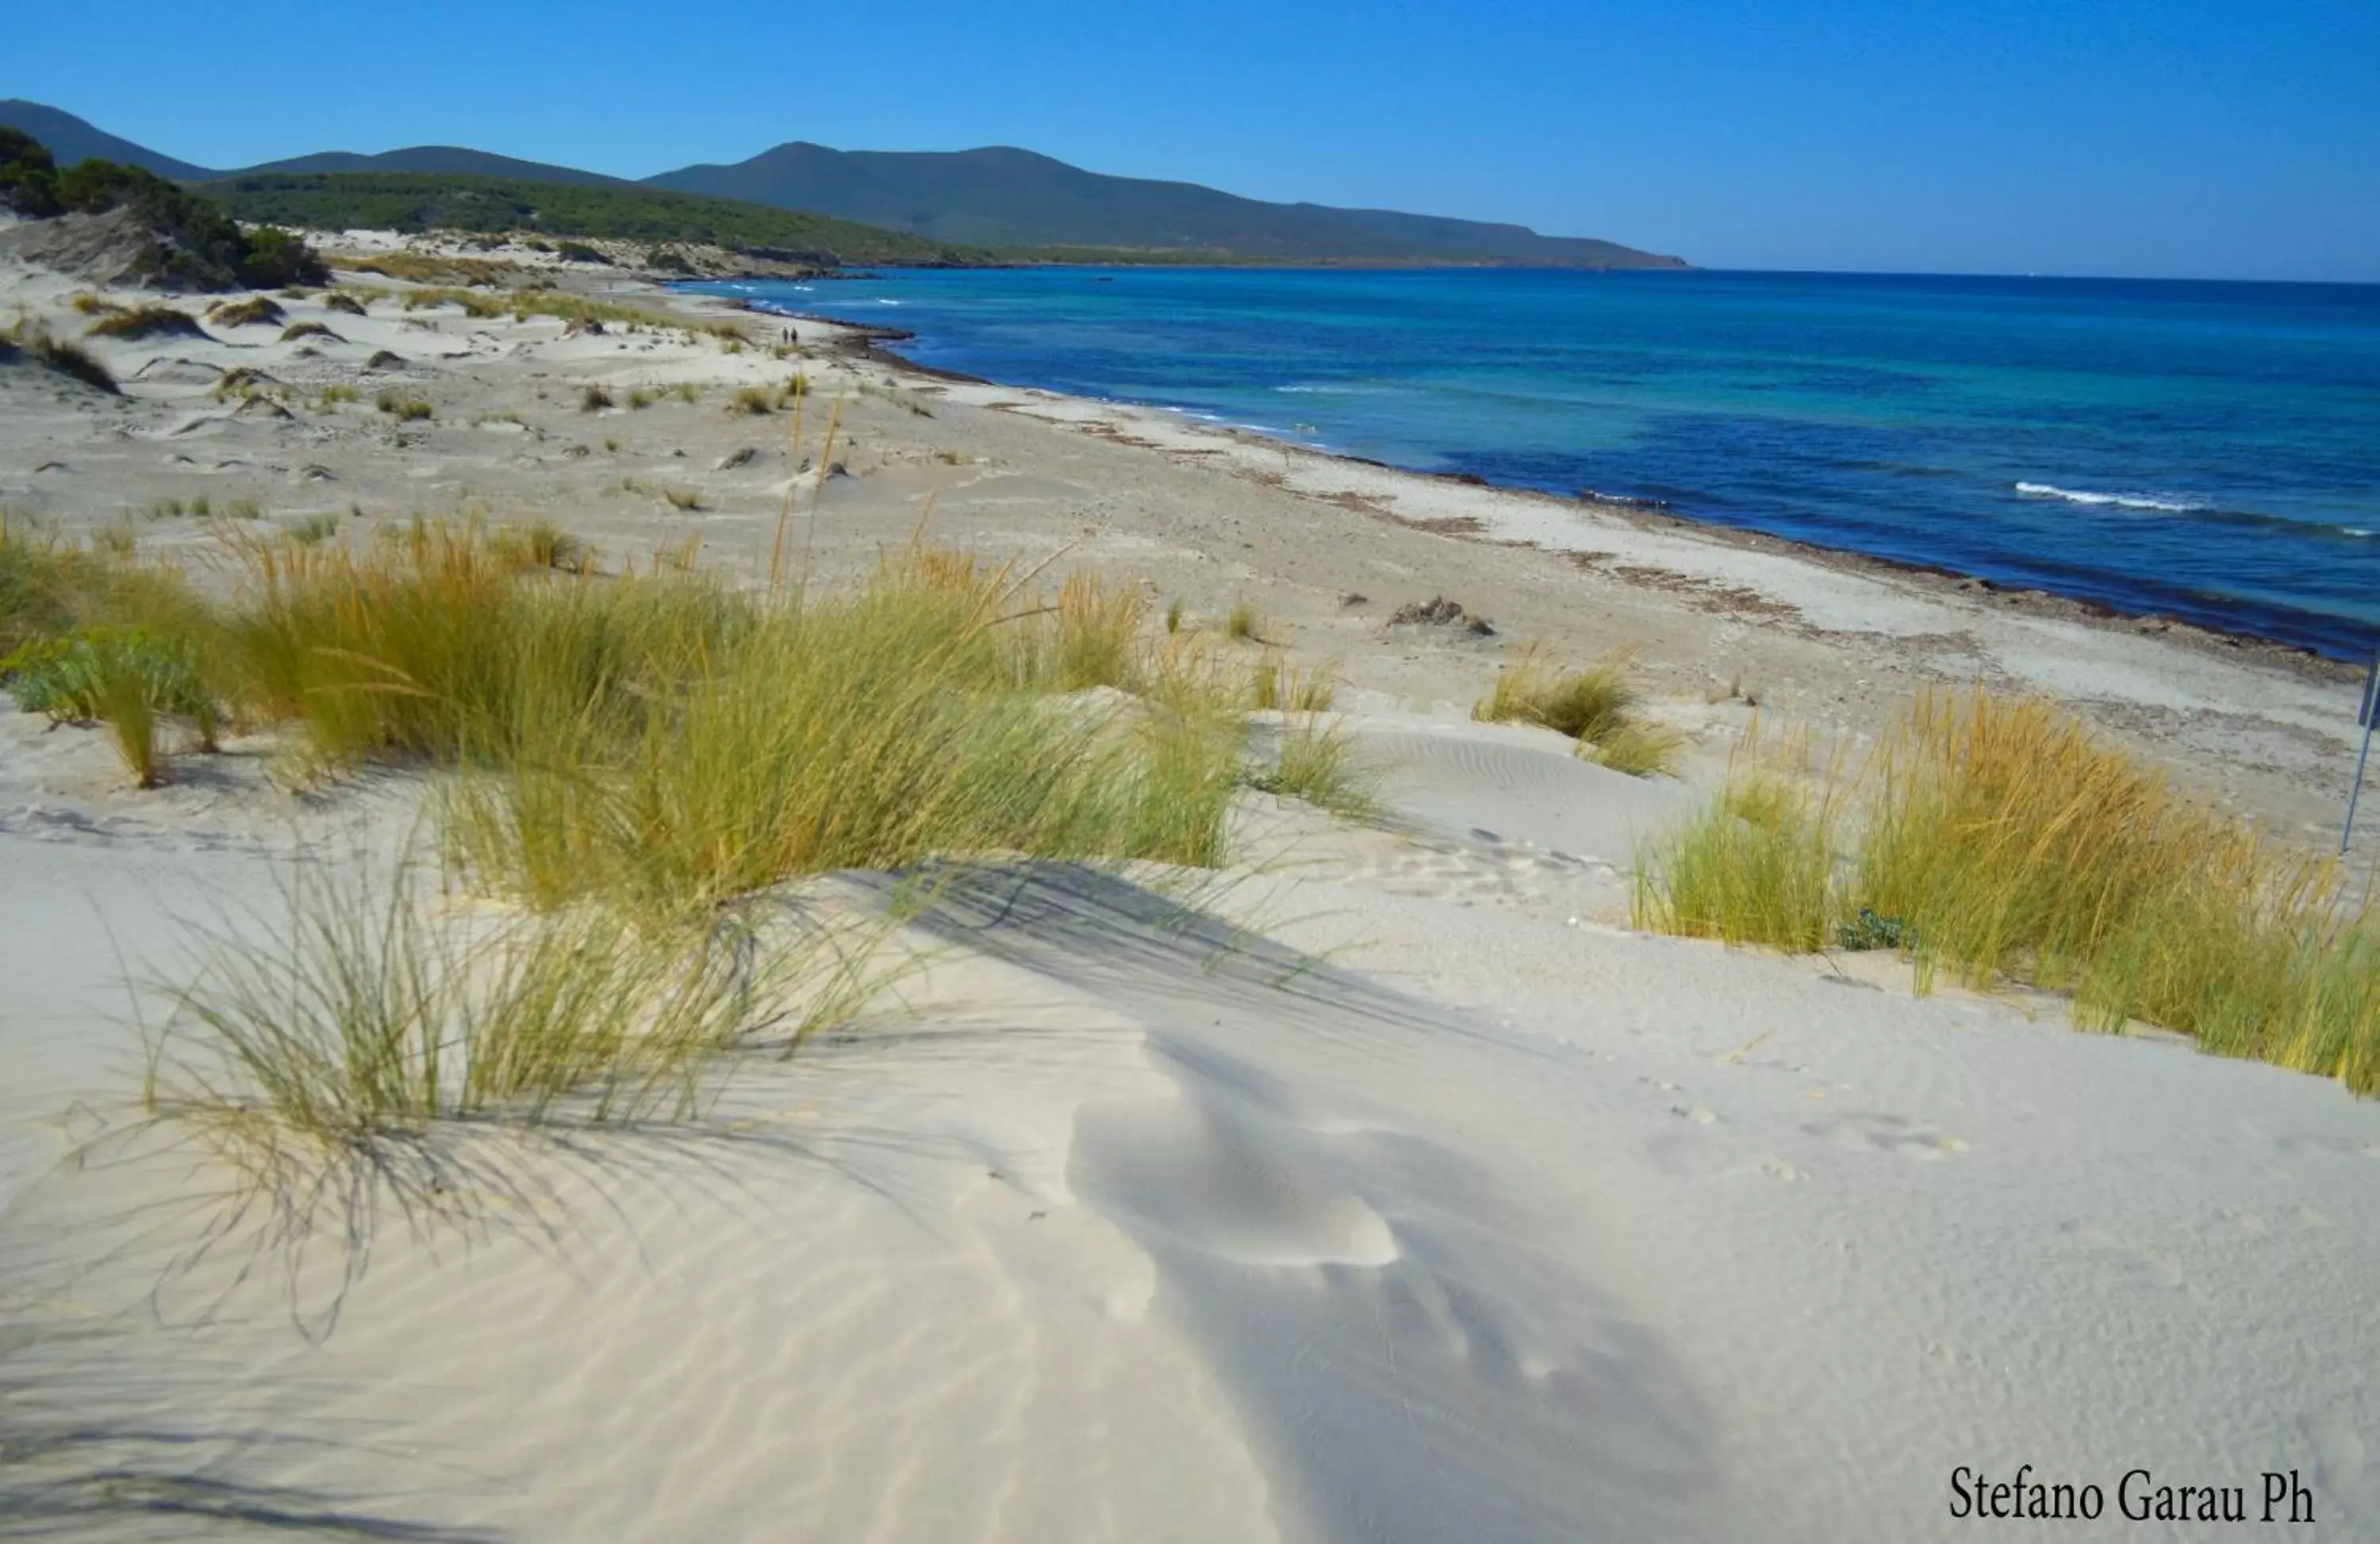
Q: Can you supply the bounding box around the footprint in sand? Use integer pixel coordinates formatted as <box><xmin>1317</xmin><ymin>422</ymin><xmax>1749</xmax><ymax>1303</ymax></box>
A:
<box><xmin>2060</xmin><ymin>1221</ymin><xmax>2190</xmax><ymax>1292</ymax></box>
<box><xmin>1802</xmin><ymin>1110</ymin><xmax>1969</xmax><ymax>1160</ymax></box>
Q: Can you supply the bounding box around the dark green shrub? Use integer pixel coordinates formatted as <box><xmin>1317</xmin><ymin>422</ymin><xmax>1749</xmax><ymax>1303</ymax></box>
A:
<box><xmin>0</xmin><ymin>127</ymin><xmax>61</xmax><ymax>217</ymax></box>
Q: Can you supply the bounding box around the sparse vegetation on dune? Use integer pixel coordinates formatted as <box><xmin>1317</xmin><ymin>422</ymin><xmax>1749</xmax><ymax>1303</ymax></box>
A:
<box><xmin>1473</xmin><ymin>644</ymin><xmax>1683</xmax><ymax>778</ymax></box>
<box><xmin>375</xmin><ymin>390</ymin><xmax>433</xmax><ymax>421</ymax></box>
<box><xmin>4</xmin><ymin>323</ymin><xmax>121</xmax><ymax>393</ymax></box>
<box><xmin>1635</xmin><ymin>691</ymin><xmax>2380</xmax><ymax>1093</ymax></box>
<box><xmin>85</xmin><ymin>305</ymin><xmax>207</xmax><ymax>341</ymax></box>
<box><xmin>206</xmin><ymin>295</ymin><xmax>286</xmax><ymax>328</ymax></box>
<box><xmin>580</xmin><ymin>384</ymin><xmax>615</xmax><ymax>413</ymax></box>
<box><xmin>145</xmin><ymin>864</ymin><xmax>827</xmax><ymax>1147</ymax></box>
<box><xmin>1247</xmin><ymin>714</ymin><xmax>1380</xmax><ymax>819</ymax></box>
<box><xmin>280</xmin><ymin>320</ymin><xmax>341</xmax><ymax>343</ymax></box>
<box><xmin>2</xmin><ymin>520</ymin><xmax>1403</xmax><ymax>1158</ymax></box>
<box><xmin>323</xmin><ymin>290</ymin><xmax>370</xmax><ymax>317</ymax></box>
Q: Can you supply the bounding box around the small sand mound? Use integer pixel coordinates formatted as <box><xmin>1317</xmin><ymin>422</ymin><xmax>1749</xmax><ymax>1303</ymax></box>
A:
<box><xmin>324</xmin><ymin>292</ymin><xmax>370</xmax><ymax>317</ymax></box>
<box><xmin>364</xmin><ymin>350</ymin><xmax>408</xmax><ymax>371</ymax></box>
<box><xmin>1</xmin><ymin>328</ymin><xmax>121</xmax><ymax>394</ymax></box>
<box><xmin>85</xmin><ymin>305</ymin><xmax>209</xmax><ymax>342</ymax></box>
<box><xmin>207</xmin><ymin>296</ymin><xmax>286</xmax><ymax>328</ymax></box>
<box><xmin>280</xmin><ymin>321</ymin><xmax>344</xmax><ymax>344</ymax></box>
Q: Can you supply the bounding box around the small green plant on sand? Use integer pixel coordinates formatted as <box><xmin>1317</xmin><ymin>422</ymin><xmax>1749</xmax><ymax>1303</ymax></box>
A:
<box><xmin>1225</xmin><ymin>599</ymin><xmax>1265</xmax><ymax>643</ymax></box>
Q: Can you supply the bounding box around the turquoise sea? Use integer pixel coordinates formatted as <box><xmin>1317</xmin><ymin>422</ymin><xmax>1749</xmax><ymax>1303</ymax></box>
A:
<box><xmin>685</xmin><ymin>269</ymin><xmax>2380</xmax><ymax>659</ymax></box>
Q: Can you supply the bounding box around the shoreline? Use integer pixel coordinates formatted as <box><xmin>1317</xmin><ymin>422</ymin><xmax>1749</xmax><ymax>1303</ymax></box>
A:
<box><xmin>747</xmin><ymin>291</ymin><xmax>2363</xmax><ymax>682</ymax></box>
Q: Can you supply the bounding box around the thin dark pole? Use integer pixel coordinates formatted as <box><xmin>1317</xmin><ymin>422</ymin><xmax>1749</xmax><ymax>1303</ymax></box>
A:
<box><xmin>2342</xmin><ymin>653</ymin><xmax>2380</xmax><ymax>856</ymax></box>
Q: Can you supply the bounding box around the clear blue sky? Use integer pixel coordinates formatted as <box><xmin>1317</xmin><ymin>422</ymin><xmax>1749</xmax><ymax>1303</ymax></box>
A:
<box><xmin>8</xmin><ymin>0</ymin><xmax>2377</xmax><ymax>280</ymax></box>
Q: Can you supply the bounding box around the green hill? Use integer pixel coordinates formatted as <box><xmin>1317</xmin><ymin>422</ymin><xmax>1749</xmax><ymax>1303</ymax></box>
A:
<box><xmin>194</xmin><ymin>172</ymin><xmax>989</xmax><ymax>266</ymax></box>
<box><xmin>239</xmin><ymin>147</ymin><xmax>627</xmax><ymax>186</ymax></box>
<box><xmin>645</xmin><ymin>144</ymin><xmax>1686</xmax><ymax>268</ymax></box>
<box><xmin>0</xmin><ymin>98</ymin><xmax>217</xmax><ymax>182</ymax></box>
<box><xmin>0</xmin><ymin>99</ymin><xmax>1687</xmax><ymax>269</ymax></box>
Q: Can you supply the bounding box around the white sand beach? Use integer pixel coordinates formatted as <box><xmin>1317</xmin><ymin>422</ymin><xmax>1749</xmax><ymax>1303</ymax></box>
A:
<box><xmin>2</xmin><ymin>241</ymin><xmax>2375</xmax><ymax>1542</ymax></box>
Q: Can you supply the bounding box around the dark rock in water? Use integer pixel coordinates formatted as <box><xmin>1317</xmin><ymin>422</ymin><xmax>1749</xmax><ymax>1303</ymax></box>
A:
<box><xmin>715</xmin><ymin>446</ymin><xmax>758</xmax><ymax>471</ymax></box>
<box><xmin>364</xmin><ymin>350</ymin><xmax>406</xmax><ymax>371</ymax></box>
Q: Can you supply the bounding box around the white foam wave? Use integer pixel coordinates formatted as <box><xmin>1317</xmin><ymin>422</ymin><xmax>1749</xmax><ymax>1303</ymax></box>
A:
<box><xmin>875</xmin><ymin>298</ymin><xmax>904</xmax><ymax>306</ymax></box>
<box><xmin>2014</xmin><ymin>481</ymin><xmax>2203</xmax><ymax>513</ymax></box>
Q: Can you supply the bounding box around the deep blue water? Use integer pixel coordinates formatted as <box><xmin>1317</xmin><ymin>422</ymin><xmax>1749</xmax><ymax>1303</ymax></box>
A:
<box><xmin>685</xmin><ymin>268</ymin><xmax>2380</xmax><ymax>658</ymax></box>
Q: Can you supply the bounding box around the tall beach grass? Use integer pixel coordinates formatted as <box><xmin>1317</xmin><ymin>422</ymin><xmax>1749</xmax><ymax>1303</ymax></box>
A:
<box><xmin>1634</xmin><ymin>691</ymin><xmax>2379</xmax><ymax>1093</ymax></box>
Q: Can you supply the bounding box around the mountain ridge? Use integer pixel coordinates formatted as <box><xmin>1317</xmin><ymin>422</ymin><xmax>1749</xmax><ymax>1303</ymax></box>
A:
<box><xmin>0</xmin><ymin>99</ymin><xmax>1685</xmax><ymax>269</ymax></box>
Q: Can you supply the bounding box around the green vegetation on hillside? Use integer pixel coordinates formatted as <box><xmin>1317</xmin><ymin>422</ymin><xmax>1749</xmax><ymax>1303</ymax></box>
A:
<box><xmin>2</xmin><ymin>128</ymin><xmax>324</xmax><ymax>289</ymax></box>
<box><xmin>195</xmin><ymin>171</ymin><xmax>990</xmax><ymax>267</ymax></box>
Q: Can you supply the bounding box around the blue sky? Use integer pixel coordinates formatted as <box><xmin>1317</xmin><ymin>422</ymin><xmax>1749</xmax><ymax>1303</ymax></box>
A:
<box><xmin>8</xmin><ymin>0</ymin><xmax>2377</xmax><ymax>280</ymax></box>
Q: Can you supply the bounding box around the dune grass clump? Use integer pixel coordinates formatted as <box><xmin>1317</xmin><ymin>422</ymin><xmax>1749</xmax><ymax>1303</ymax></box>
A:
<box><xmin>10</xmin><ymin>325</ymin><xmax>121</xmax><ymax>393</ymax></box>
<box><xmin>1224</xmin><ymin>599</ymin><xmax>1265</xmax><ymax>643</ymax></box>
<box><xmin>491</xmin><ymin>517</ymin><xmax>589</xmax><ymax>574</ymax></box>
<box><xmin>439</xmin><ymin>540</ymin><xmax>1246</xmax><ymax>917</ymax></box>
<box><xmin>0</xmin><ymin>521</ymin><xmax>206</xmax><ymax>659</ymax></box>
<box><xmin>376</xmin><ymin>390</ymin><xmax>433</xmax><ymax>421</ymax></box>
<box><xmin>1248</xmin><ymin>715</ymin><xmax>1380</xmax><ymax>819</ymax></box>
<box><xmin>1250</xmin><ymin>654</ymin><xmax>1338</xmax><ymax>713</ymax></box>
<box><xmin>1049</xmin><ymin>572</ymin><xmax>1146</xmax><ymax>690</ymax></box>
<box><xmin>207</xmin><ymin>296</ymin><xmax>286</xmax><ymax>328</ymax></box>
<box><xmin>580</xmin><ymin>384</ymin><xmax>615</xmax><ymax>413</ymax></box>
<box><xmin>1474</xmin><ymin>645</ymin><xmax>1683</xmax><ymax>778</ymax></box>
<box><xmin>627</xmin><ymin>386</ymin><xmax>658</xmax><ymax>410</ymax></box>
<box><xmin>1634</xmin><ymin>691</ymin><xmax>2380</xmax><ymax>1093</ymax></box>
<box><xmin>728</xmin><ymin>385</ymin><xmax>773</xmax><ymax>416</ymax></box>
<box><xmin>147</xmin><ymin>867</ymin><xmax>803</xmax><ymax>1147</ymax></box>
<box><xmin>662</xmin><ymin>487</ymin><xmax>704</xmax><ymax>513</ymax></box>
<box><xmin>323</xmin><ymin>291</ymin><xmax>370</xmax><ymax>317</ymax></box>
<box><xmin>1633</xmin><ymin>761</ymin><xmax>1840</xmax><ymax>951</ymax></box>
<box><xmin>285</xmin><ymin>512</ymin><xmax>341</xmax><ymax>546</ymax></box>
<box><xmin>85</xmin><ymin>305</ymin><xmax>205</xmax><ymax>342</ymax></box>
<box><xmin>280</xmin><ymin>321</ymin><xmax>341</xmax><ymax>343</ymax></box>
<box><xmin>672</xmin><ymin>381</ymin><xmax>701</xmax><ymax>405</ymax></box>
<box><xmin>315</xmin><ymin>383</ymin><xmax>360</xmax><ymax>409</ymax></box>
